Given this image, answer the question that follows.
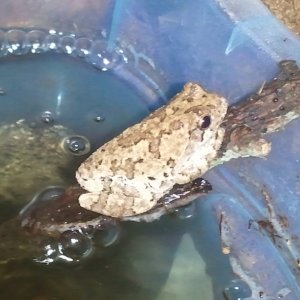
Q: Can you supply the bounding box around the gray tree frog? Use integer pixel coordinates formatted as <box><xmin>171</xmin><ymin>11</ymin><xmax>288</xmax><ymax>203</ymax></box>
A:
<box><xmin>76</xmin><ymin>83</ymin><xmax>228</xmax><ymax>217</ymax></box>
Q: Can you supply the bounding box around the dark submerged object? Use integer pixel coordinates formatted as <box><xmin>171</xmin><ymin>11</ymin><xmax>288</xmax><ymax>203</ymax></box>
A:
<box><xmin>10</xmin><ymin>178</ymin><xmax>210</xmax><ymax>263</ymax></box>
<box><xmin>0</xmin><ymin>179</ymin><xmax>210</xmax><ymax>264</ymax></box>
<box><xmin>20</xmin><ymin>178</ymin><xmax>212</xmax><ymax>237</ymax></box>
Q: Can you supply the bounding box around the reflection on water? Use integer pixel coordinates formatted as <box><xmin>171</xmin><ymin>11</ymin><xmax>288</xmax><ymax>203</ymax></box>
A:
<box><xmin>0</xmin><ymin>203</ymin><xmax>234</xmax><ymax>300</ymax></box>
<box><xmin>0</xmin><ymin>48</ymin><xmax>233</xmax><ymax>299</ymax></box>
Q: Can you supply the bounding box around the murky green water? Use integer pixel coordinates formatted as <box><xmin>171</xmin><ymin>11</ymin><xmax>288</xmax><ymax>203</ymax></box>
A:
<box><xmin>0</xmin><ymin>51</ymin><xmax>234</xmax><ymax>299</ymax></box>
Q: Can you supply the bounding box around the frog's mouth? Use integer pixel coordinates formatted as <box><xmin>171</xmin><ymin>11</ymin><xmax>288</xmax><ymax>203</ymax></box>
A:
<box><xmin>19</xmin><ymin>177</ymin><xmax>212</xmax><ymax>237</ymax></box>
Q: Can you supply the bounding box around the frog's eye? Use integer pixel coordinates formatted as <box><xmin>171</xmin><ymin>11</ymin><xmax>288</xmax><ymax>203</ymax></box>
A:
<box><xmin>200</xmin><ymin>115</ymin><xmax>211</xmax><ymax>129</ymax></box>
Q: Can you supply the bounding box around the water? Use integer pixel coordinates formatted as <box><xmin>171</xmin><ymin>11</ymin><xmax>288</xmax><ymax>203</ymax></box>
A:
<box><xmin>0</xmin><ymin>32</ymin><xmax>235</xmax><ymax>300</ymax></box>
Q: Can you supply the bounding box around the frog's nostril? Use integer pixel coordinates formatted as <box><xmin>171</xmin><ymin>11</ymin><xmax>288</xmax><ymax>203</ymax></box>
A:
<box><xmin>201</xmin><ymin>115</ymin><xmax>211</xmax><ymax>129</ymax></box>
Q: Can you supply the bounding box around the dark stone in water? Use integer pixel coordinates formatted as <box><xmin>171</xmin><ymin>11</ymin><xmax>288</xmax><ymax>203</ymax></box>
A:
<box><xmin>20</xmin><ymin>185</ymin><xmax>115</xmax><ymax>237</ymax></box>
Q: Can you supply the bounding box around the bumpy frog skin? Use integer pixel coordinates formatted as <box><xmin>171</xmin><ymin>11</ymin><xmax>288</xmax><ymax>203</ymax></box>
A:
<box><xmin>76</xmin><ymin>83</ymin><xmax>228</xmax><ymax>217</ymax></box>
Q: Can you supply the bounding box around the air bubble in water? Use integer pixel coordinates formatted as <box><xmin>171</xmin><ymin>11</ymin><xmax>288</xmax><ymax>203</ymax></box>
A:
<box><xmin>58</xmin><ymin>231</ymin><xmax>94</xmax><ymax>263</ymax></box>
<box><xmin>27</xmin><ymin>30</ymin><xmax>47</xmax><ymax>53</ymax></box>
<box><xmin>174</xmin><ymin>202</ymin><xmax>196</xmax><ymax>220</ymax></box>
<box><xmin>89</xmin><ymin>40</ymin><xmax>121</xmax><ymax>71</ymax></box>
<box><xmin>93</xmin><ymin>223</ymin><xmax>121</xmax><ymax>247</ymax></box>
<box><xmin>87</xmin><ymin>110</ymin><xmax>106</xmax><ymax>123</ymax></box>
<box><xmin>61</xmin><ymin>135</ymin><xmax>91</xmax><ymax>156</ymax></box>
<box><xmin>45</xmin><ymin>34</ymin><xmax>60</xmax><ymax>51</ymax></box>
<box><xmin>6</xmin><ymin>29</ymin><xmax>29</xmax><ymax>55</ymax></box>
<box><xmin>0</xmin><ymin>29</ymin><xmax>128</xmax><ymax>72</ymax></box>
<box><xmin>75</xmin><ymin>37</ymin><xmax>92</xmax><ymax>57</ymax></box>
<box><xmin>93</xmin><ymin>113</ymin><xmax>105</xmax><ymax>122</ymax></box>
<box><xmin>59</xmin><ymin>36</ymin><xmax>76</xmax><ymax>55</ymax></box>
<box><xmin>35</xmin><ymin>186</ymin><xmax>64</xmax><ymax>203</ymax></box>
<box><xmin>223</xmin><ymin>279</ymin><xmax>252</xmax><ymax>300</ymax></box>
<box><xmin>0</xmin><ymin>30</ymin><xmax>7</xmax><ymax>56</ymax></box>
<box><xmin>20</xmin><ymin>186</ymin><xmax>65</xmax><ymax>218</ymax></box>
<box><xmin>40</xmin><ymin>110</ymin><xmax>54</xmax><ymax>124</ymax></box>
<box><xmin>48</xmin><ymin>29</ymin><xmax>56</xmax><ymax>35</ymax></box>
<box><xmin>34</xmin><ymin>239</ymin><xmax>60</xmax><ymax>265</ymax></box>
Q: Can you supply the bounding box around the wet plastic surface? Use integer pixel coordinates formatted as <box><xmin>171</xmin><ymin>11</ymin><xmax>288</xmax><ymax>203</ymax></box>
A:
<box><xmin>1</xmin><ymin>0</ymin><xmax>300</xmax><ymax>299</ymax></box>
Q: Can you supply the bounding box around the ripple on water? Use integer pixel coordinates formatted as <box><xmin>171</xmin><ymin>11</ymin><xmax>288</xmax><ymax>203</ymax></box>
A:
<box><xmin>61</xmin><ymin>135</ymin><xmax>91</xmax><ymax>156</ymax></box>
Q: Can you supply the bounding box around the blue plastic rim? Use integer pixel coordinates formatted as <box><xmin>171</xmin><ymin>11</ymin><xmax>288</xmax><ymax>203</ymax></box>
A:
<box><xmin>1</xmin><ymin>0</ymin><xmax>300</xmax><ymax>298</ymax></box>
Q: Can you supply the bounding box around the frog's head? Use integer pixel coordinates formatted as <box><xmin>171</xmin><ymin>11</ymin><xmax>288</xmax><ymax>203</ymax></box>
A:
<box><xmin>171</xmin><ymin>82</ymin><xmax>228</xmax><ymax>184</ymax></box>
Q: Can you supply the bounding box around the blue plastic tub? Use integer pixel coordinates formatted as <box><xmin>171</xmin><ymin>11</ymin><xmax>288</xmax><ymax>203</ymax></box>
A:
<box><xmin>1</xmin><ymin>0</ymin><xmax>300</xmax><ymax>299</ymax></box>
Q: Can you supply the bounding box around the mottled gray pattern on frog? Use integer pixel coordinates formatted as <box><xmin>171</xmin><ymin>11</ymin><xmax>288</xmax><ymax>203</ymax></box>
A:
<box><xmin>76</xmin><ymin>83</ymin><xmax>228</xmax><ymax>217</ymax></box>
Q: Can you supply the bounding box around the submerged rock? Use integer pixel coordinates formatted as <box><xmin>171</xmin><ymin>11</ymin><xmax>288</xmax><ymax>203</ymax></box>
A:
<box><xmin>0</xmin><ymin>120</ymin><xmax>80</xmax><ymax>206</ymax></box>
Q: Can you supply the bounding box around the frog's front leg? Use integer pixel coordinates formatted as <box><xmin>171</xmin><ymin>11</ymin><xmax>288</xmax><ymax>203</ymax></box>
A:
<box><xmin>123</xmin><ymin>177</ymin><xmax>212</xmax><ymax>222</ymax></box>
<box><xmin>79</xmin><ymin>190</ymin><xmax>157</xmax><ymax>218</ymax></box>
